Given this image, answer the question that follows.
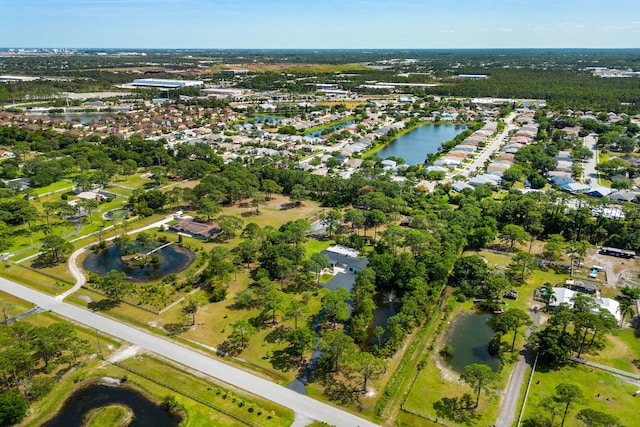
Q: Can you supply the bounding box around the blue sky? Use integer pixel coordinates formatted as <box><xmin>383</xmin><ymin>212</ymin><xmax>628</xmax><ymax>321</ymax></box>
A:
<box><xmin>1</xmin><ymin>0</ymin><xmax>639</xmax><ymax>49</ymax></box>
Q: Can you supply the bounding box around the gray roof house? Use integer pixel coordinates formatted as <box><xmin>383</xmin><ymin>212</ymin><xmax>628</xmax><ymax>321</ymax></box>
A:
<box><xmin>609</xmin><ymin>190</ymin><xmax>639</xmax><ymax>203</ymax></box>
<box><xmin>320</xmin><ymin>246</ymin><xmax>369</xmax><ymax>292</ymax></box>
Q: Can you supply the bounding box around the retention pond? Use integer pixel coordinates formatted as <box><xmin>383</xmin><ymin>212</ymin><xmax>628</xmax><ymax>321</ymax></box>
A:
<box><xmin>44</xmin><ymin>383</ymin><xmax>182</xmax><ymax>427</ymax></box>
<box><xmin>375</xmin><ymin>124</ymin><xmax>467</xmax><ymax>165</ymax></box>
<box><xmin>444</xmin><ymin>311</ymin><xmax>501</xmax><ymax>373</ymax></box>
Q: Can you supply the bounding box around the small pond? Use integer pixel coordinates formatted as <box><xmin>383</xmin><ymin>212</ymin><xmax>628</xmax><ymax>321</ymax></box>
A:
<box><xmin>376</xmin><ymin>124</ymin><xmax>467</xmax><ymax>165</ymax></box>
<box><xmin>445</xmin><ymin>312</ymin><xmax>501</xmax><ymax>373</ymax></box>
<box><xmin>44</xmin><ymin>383</ymin><xmax>182</xmax><ymax>427</ymax></box>
<box><xmin>83</xmin><ymin>243</ymin><xmax>196</xmax><ymax>282</ymax></box>
<box><xmin>368</xmin><ymin>290</ymin><xmax>402</xmax><ymax>347</ymax></box>
<box><xmin>104</xmin><ymin>207</ymin><xmax>130</xmax><ymax>220</ymax></box>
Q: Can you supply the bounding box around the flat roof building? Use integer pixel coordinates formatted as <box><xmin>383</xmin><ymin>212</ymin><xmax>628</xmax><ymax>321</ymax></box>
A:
<box><xmin>131</xmin><ymin>79</ymin><xmax>203</xmax><ymax>89</ymax></box>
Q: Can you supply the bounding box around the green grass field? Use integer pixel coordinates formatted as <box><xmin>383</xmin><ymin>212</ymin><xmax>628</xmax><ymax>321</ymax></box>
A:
<box><xmin>523</xmin><ymin>363</ymin><xmax>638</xmax><ymax>426</ymax></box>
<box><xmin>32</xmin><ymin>180</ymin><xmax>74</xmax><ymax>196</ymax></box>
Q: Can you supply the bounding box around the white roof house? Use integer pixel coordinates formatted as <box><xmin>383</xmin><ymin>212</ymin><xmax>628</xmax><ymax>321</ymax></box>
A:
<box><xmin>549</xmin><ymin>287</ymin><xmax>620</xmax><ymax>323</ymax></box>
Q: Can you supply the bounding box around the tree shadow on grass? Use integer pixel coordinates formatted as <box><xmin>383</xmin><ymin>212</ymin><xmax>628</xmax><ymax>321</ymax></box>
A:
<box><xmin>217</xmin><ymin>339</ymin><xmax>243</xmax><ymax>357</ymax></box>
<box><xmin>433</xmin><ymin>394</ymin><xmax>482</xmax><ymax>426</ymax></box>
<box><xmin>323</xmin><ymin>376</ymin><xmax>361</xmax><ymax>407</ymax></box>
<box><xmin>308</xmin><ymin>362</ymin><xmax>361</xmax><ymax>406</ymax></box>
<box><xmin>268</xmin><ymin>349</ymin><xmax>301</xmax><ymax>372</ymax></box>
<box><xmin>264</xmin><ymin>325</ymin><xmax>291</xmax><ymax>344</ymax></box>
<box><xmin>163</xmin><ymin>323</ymin><xmax>188</xmax><ymax>336</ymax></box>
<box><xmin>30</xmin><ymin>255</ymin><xmax>60</xmax><ymax>269</ymax></box>
<box><xmin>249</xmin><ymin>311</ymin><xmax>270</xmax><ymax>328</ymax></box>
<box><xmin>88</xmin><ymin>299</ymin><xmax>119</xmax><ymax>311</ymax></box>
<box><xmin>631</xmin><ymin>317</ymin><xmax>640</xmax><ymax>338</ymax></box>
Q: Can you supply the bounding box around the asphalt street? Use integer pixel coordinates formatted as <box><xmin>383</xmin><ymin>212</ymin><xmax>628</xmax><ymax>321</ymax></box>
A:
<box><xmin>0</xmin><ymin>276</ymin><xmax>378</xmax><ymax>427</ymax></box>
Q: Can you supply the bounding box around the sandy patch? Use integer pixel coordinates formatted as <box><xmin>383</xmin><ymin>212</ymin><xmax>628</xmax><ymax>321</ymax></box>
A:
<box><xmin>434</xmin><ymin>356</ymin><xmax>463</xmax><ymax>384</ymax></box>
<box><xmin>585</xmin><ymin>250</ymin><xmax>640</xmax><ymax>288</ymax></box>
<box><xmin>106</xmin><ymin>345</ymin><xmax>143</xmax><ymax>364</ymax></box>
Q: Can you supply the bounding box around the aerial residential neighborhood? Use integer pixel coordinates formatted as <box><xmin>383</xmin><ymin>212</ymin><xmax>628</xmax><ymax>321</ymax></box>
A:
<box><xmin>0</xmin><ymin>2</ymin><xmax>639</xmax><ymax>427</ymax></box>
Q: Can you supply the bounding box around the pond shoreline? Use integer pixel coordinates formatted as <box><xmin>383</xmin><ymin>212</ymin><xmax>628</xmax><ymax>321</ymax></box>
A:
<box><xmin>42</xmin><ymin>377</ymin><xmax>183</xmax><ymax>427</ymax></box>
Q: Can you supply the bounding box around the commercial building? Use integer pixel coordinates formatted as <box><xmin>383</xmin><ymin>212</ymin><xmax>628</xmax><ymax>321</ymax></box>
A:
<box><xmin>202</xmin><ymin>88</ymin><xmax>250</xmax><ymax>99</ymax></box>
<box><xmin>131</xmin><ymin>79</ymin><xmax>203</xmax><ymax>89</ymax></box>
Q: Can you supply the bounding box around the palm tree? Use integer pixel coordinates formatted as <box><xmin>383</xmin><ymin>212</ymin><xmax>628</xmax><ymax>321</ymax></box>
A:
<box><xmin>617</xmin><ymin>296</ymin><xmax>635</xmax><ymax>327</ymax></box>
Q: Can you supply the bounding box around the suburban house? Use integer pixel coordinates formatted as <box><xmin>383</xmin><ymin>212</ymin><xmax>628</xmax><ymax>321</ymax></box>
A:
<box><xmin>564</xmin><ymin>279</ymin><xmax>598</xmax><ymax>295</ymax></box>
<box><xmin>320</xmin><ymin>245</ymin><xmax>369</xmax><ymax>292</ymax></box>
<box><xmin>548</xmin><ymin>287</ymin><xmax>620</xmax><ymax>323</ymax></box>
<box><xmin>321</xmin><ymin>245</ymin><xmax>369</xmax><ymax>273</ymax></box>
<box><xmin>169</xmin><ymin>218</ymin><xmax>221</xmax><ymax>239</ymax></box>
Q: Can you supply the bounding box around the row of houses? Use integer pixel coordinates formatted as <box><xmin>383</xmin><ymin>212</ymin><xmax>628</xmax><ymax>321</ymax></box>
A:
<box><xmin>433</xmin><ymin>122</ymin><xmax>498</xmax><ymax>168</ymax></box>
<box><xmin>460</xmin><ymin>111</ymin><xmax>539</xmax><ymax>188</ymax></box>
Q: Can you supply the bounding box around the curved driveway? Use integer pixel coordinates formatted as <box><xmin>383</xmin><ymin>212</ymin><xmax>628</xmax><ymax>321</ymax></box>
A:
<box><xmin>0</xmin><ymin>277</ymin><xmax>377</xmax><ymax>427</ymax></box>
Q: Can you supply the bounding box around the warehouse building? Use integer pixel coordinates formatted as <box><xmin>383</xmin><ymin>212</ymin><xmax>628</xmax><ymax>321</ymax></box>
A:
<box><xmin>130</xmin><ymin>78</ymin><xmax>203</xmax><ymax>89</ymax></box>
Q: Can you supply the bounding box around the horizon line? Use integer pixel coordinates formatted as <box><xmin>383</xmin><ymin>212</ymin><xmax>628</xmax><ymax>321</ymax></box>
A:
<box><xmin>2</xmin><ymin>47</ymin><xmax>640</xmax><ymax>51</ymax></box>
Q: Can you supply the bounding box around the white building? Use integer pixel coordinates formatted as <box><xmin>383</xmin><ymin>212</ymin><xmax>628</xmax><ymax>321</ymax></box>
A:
<box><xmin>549</xmin><ymin>287</ymin><xmax>621</xmax><ymax>323</ymax></box>
<box><xmin>131</xmin><ymin>79</ymin><xmax>203</xmax><ymax>89</ymax></box>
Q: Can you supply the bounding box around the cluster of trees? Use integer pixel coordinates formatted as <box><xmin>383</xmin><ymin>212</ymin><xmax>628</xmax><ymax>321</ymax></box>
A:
<box><xmin>533</xmin><ymin>292</ymin><xmax>619</xmax><ymax>367</ymax></box>
<box><xmin>0</xmin><ymin>317</ymin><xmax>91</xmax><ymax>424</ymax></box>
<box><xmin>0</xmin><ymin>125</ymin><xmax>224</xmax><ymax>190</ymax></box>
<box><xmin>431</xmin><ymin>68</ymin><xmax>640</xmax><ymax>114</ymax></box>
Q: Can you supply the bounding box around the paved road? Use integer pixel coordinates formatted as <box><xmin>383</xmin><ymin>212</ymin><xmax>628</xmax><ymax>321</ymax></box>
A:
<box><xmin>495</xmin><ymin>307</ymin><xmax>542</xmax><ymax>427</ymax></box>
<box><xmin>0</xmin><ymin>306</ymin><xmax>45</xmax><ymax>324</ymax></box>
<box><xmin>447</xmin><ymin>112</ymin><xmax>518</xmax><ymax>182</ymax></box>
<box><xmin>495</xmin><ymin>349</ymin><xmax>528</xmax><ymax>427</ymax></box>
<box><xmin>0</xmin><ymin>277</ymin><xmax>377</xmax><ymax>427</ymax></box>
<box><xmin>583</xmin><ymin>133</ymin><xmax>599</xmax><ymax>185</ymax></box>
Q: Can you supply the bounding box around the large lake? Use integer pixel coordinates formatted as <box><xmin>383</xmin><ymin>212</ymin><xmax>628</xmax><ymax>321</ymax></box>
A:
<box><xmin>376</xmin><ymin>124</ymin><xmax>467</xmax><ymax>165</ymax></box>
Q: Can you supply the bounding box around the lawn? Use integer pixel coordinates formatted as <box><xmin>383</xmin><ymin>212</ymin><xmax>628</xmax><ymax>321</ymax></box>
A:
<box><xmin>32</xmin><ymin>180</ymin><xmax>74</xmax><ymax>196</ymax></box>
<box><xmin>7</xmin><ymin>220</ymin><xmax>75</xmax><ymax>254</ymax></box>
<box><xmin>0</xmin><ymin>263</ymin><xmax>72</xmax><ymax>296</ymax></box>
<box><xmin>222</xmin><ymin>194</ymin><xmax>323</xmax><ymax>230</ymax></box>
<box><xmin>117</xmin><ymin>354</ymin><xmax>295</xmax><ymax>427</ymax></box>
<box><xmin>581</xmin><ymin>329</ymin><xmax>640</xmax><ymax>374</ymax></box>
<box><xmin>0</xmin><ymin>290</ymin><xmax>37</xmax><ymax>316</ymax></box>
<box><xmin>111</xmin><ymin>173</ymin><xmax>152</xmax><ymax>189</ymax></box>
<box><xmin>522</xmin><ymin>363</ymin><xmax>638</xmax><ymax>426</ymax></box>
<box><xmin>159</xmin><ymin>268</ymin><xmax>329</xmax><ymax>384</ymax></box>
<box><xmin>24</xmin><ymin>352</ymin><xmax>294</xmax><ymax>427</ymax></box>
<box><xmin>305</xmin><ymin>238</ymin><xmax>333</xmax><ymax>259</ymax></box>
<box><xmin>6</xmin><ymin>291</ymin><xmax>294</xmax><ymax>427</ymax></box>
<box><xmin>400</xmin><ymin>250</ymin><xmax>572</xmax><ymax>426</ymax></box>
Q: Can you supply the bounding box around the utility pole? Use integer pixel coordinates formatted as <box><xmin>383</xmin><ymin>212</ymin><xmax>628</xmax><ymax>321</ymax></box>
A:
<box><xmin>96</xmin><ymin>328</ymin><xmax>102</xmax><ymax>356</ymax></box>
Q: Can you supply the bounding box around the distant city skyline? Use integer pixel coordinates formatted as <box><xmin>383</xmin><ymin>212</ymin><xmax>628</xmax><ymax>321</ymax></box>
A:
<box><xmin>1</xmin><ymin>0</ymin><xmax>639</xmax><ymax>49</ymax></box>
